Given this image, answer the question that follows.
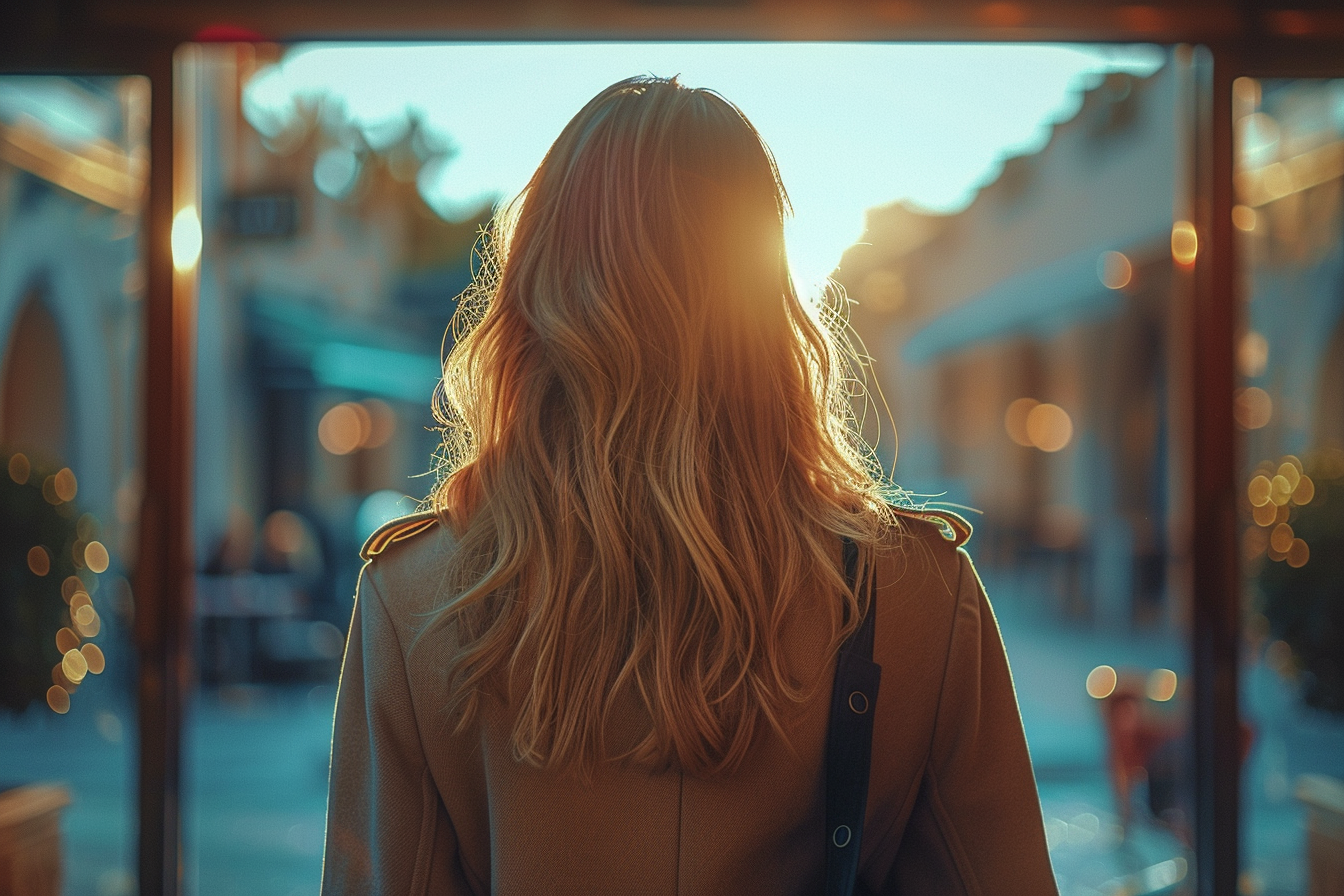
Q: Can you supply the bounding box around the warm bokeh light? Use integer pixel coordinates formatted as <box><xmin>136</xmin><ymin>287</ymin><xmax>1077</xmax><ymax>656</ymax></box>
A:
<box><xmin>46</xmin><ymin>686</ymin><xmax>71</xmax><ymax>714</ymax></box>
<box><xmin>41</xmin><ymin>475</ymin><xmax>62</xmax><ymax>505</ymax></box>
<box><xmin>1004</xmin><ymin>397</ymin><xmax>1038</xmax><ymax>447</ymax></box>
<box><xmin>263</xmin><ymin>509</ymin><xmax>308</xmax><ymax>555</ymax></box>
<box><xmin>1270</xmin><ymin>522</ymin><xmax>1294</xmax><ymax>553</ymax></box>
<box><xmin>61</xmin><ymin>575</ymin><xmax>83</xmax><ymax>603</ymax></box>
<box><xmin>1234</xmin><ymin>387</ymin><xmax>1272</xmax><ymax>430</ymax></box>
<box><xmin>1146</xmin><ymin>668</ymin><xmax>1178</xmax><ymax>702</ymax></box>
<box><xmin>1096</xmin><ymin>251</ymin><xmax>1132</xmax><ymax>290</ymax></box>
<box><xmin>171</xmin><ymin>205</ymin><xmax>203</xmax><ymax>272</ymax></box>
<box><xmin>1292</xmin><ymin>475</ymin><xmax>1315</xmax><ymax>505</ymax></box>
<box><xmin>74</xmin><ymin>608</ymin><xmax>101</xmax><ymax>638</ymax></box>
<box><xmin>1171</xmin><ymin>220</ymin><xmax>1198</xmax><ymax>265</ymax></box>
<box><xmin>1026</xmin><ymin>402</ymin><xmax>1073</xmax><ymax>452</ymax></box>
<box><xmin>7</xmin><ymin>452</ymin><xmax>30</xmax><ymax>484</ymax></box>
<box><xmin>1086</xmin><ymin>664</ymin><xmax>1118</xmax><ymax>699</ymax></box>
<box><xmin>27</xmin><ymin>545</ymin><xmax>50</xmax><ymax>576</ymax></box>
<box><xmin>1252</xmin><ymin>501</ymin><xmax>1278</xmax><ymax>527</ymax></box>
<box><xmin>84</xmin><ymin>540</ymin><xmax>110</xmax><ymax>573</ymax></box>
<box><xmin>55</xmin><ymin>627</ymin><xmax>80</xmax><ymax>654</ymax></box>
<box><xmin>1232</xmin><ymin>204</ymin><xmax>1258</xmax><ymax>232</ymax></box>
<box><xmin>53</xmin><ymin>467</ymin><xmax>77</xmax><ymax>502</ymax></box>
<box><xmin>362</xmin><ymin>398</ymin><xmax>397</xmax><ymax>449</ymax></box>
<box><xmin>62</xmin><ymin>648</ymin><xmax>89</xmax><ymax>684</ymax></box>
<box><xmin>1276</xmin><ymin>461</ymin><xmax>1300</xmax><ymax>491</ymax></box>
<box><xmin>1238</xmin><ymin>331</ymin><xmax>1268</xmax><ymax>378</ymax></box>
<box><xmin>81</xmin><ymin>643</ymin><xmax>106</xmax><ymax>675</ymax></box>
<box><xmin>1286</xmin><ymin>538</ymin><xmax>1309</xmax><ymax>568</ymax></box>
<box><xmin>317</xmin><ymin>402</ymin><xmax>367</xmax><ymax>455</ymax></box>
<box><xmin>1247</xmin><ymin>474</ymin><xmax>1272</xmax><ymax>507</ymax></box>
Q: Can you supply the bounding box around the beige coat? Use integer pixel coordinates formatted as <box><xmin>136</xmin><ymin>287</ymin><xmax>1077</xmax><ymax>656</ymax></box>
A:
<box><xmin>322</xmin><ymin>513</ymin><xmax>1058</xmax><ymax>895</ymax></box>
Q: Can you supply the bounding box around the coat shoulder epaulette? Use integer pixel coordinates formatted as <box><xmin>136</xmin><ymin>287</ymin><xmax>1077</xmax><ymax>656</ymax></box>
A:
<box><xmin>890</xmin><ymin>506</ymin><xmax>973</xmax><ymax>549</ymax></box>
<box><xmin>360</xmin><ymin>509</ymin><xmax>443</xmax><ymax>561</ymax></box>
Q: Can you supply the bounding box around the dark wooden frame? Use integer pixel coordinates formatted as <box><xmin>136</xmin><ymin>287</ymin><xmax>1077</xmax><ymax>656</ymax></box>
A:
<box><xmin>2</xmin><ymin>4</ymin><xmax>1342</xmax><ymax>895</ymax></box>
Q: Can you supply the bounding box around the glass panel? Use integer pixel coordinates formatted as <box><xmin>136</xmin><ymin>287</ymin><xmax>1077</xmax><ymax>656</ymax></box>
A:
<box><xmin>0</xmin><ymin>74</ymin><xmax>149</xmax><ymax>896</ymax></box>
<box><xmin>184</xmin><ymin>42</ymin><xmax>1186</xmax><ymax>895</ymax></box>
<box><xmin>1234</xmin><ymin>76</ymin><xmax>1344</xmax><ymax>896</ymax></box>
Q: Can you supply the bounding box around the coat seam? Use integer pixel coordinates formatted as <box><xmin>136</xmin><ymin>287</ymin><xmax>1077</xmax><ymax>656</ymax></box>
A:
<box><xmin>925</xmin><ymin>766</ymin><xmax>981</xmax><ymax>896</ymax></box>
<box><xmin>366</xmin><ymin>563</ymin><xmax>485</xmax><ymax>892</ymax></box>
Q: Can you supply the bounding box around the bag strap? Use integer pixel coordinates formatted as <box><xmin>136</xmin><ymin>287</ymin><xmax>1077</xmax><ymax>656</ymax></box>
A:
<box><xmin>824</xmin><ymin>537</ymin><xmax>881</xmax><ymax>896</ymax></box>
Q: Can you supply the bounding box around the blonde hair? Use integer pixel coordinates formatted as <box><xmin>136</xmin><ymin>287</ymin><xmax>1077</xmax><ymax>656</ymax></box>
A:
<box><xmin>428</xmin><ymin>76</ymin><xmax>895</xmax><ymax>777</ymax></box>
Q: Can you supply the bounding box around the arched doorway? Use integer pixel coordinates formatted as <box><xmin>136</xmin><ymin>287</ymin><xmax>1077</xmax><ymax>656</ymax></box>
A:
<box><xmin>0</xmin><ymin>295</ymin><xmax>69</xmax><ymax>465</ymax></box>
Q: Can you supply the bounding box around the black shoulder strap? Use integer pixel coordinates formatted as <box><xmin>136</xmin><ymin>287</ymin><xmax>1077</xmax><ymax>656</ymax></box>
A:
<box><xmin>824</xmin><ymin>537</ymin><xmax>881</xmax><ymax>896</ymax></box>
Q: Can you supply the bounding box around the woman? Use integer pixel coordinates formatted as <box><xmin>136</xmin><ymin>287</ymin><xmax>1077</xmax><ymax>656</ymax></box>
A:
<box><xmin>323</xmin><ymin>76</ymin><xmax>1056</xmax><ymax>895</ymax></box>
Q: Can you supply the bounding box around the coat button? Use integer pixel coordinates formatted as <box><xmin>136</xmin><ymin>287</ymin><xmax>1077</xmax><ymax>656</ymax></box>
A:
<box><xmin>832</xmin><ymin>825</ymin><xmax>852</xmax><ymax>848</ymax></box>
<box><xmin>848</xmin><ymin>691</ymin><xmax>869</xmax><ymax>714</ymax></box>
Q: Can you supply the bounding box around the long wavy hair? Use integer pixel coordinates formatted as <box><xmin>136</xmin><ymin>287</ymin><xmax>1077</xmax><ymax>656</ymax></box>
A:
<box><xmin>428</xmin><ymin>75</ymin><xmax>896</xmax><ymax>778</ymax></box>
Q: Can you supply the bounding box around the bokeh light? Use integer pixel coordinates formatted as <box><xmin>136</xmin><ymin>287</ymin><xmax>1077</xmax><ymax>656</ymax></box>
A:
<box><xmin>1171</xmin><ymin>220</ymin><xmax>1198</xmax><ymax>265</ymax></box>
<box><xmin>171</xmin><ymin>205</ymin><xmax>203</xmax><ymax>272</ymax></box>
<box><xmin>27</xmin><ymin>545</ymin><xmax>50</xmax><ymax>576</ymax></box>
<box><xmin>46</xmin><ymin>686</ymin><xmax>71</xmax><ymax>714</ymax></box>
<box><xmin>53</xmin><ymin>467</ymin><xmax>77</xmax><ymax>502</ymax></box>
<box><xmin>1096</xmin><ymin>250</ymin><xmax>1132</xmax><ymax>290</ymax></box>
<box><xmin>1086</xmin><ymin>664</ymin><xmax>1118</xmax><ymax>699</ymax></box>
<box><xmin>84</xmin><ymin>540</ymin><xmax>110</xmax><ymax>573</ymax></box>
<box><xmin>62</xmin><ymin>648</ymin><xmax>89</xmax><ymax>684</ymax></box>
<box><xmin>1234</xmin><ymin>387</ymin><xmax>1272</xmax><ymax>430</ymax></box>
<box><xmin>1146</xmin><ymin>668</ymin><xmax>1178</xmax><ymax>702</ymax></box>
<box><xmin>1004</xmin><ymin>397</ymin><xmax>1039</xmax><ymax>447</ymax></box>
<box><xmin>81</xmin><ymin>643</ymin><xmax>106</xmax><ymax>675</ymax></box>
<box><xmin>317</xmin><ymin>402</ymin><xmax>368</xmax><ymax>455</ymax></box>
<box><xmin>1232</xmin><ymin>204</ymin><xmax>1257</xmax><ymax>232</ymax></box>
<box><xmin>55</xmin><ymin>627</ymin><xmax>80</xmax><ymax>654</ymax></box>
<box><xmin>1238</xmin><ymin>331</ymin><xmax>1268</xmax><ymax>378</ymax></box>
<box><xmin>7</xmin><ymin>452</ymin><xmax>30</xmax><ymax>484</ymax></box>
<box><xmin>1026</xmin><ymin>402</ymin><xmax>1073</xmax><ymax>452</ymax></box>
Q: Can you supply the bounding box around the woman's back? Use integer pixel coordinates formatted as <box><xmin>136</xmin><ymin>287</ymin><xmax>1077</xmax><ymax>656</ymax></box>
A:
<box><xmin>323</xmin><ymin>511</ymin><xmax>1055</xmax><ymax>895</ymax></box>
<box><xmin>321</xmin><ymin>75</ymin><xmax>1056</xmax><ymax>896</ymax></box>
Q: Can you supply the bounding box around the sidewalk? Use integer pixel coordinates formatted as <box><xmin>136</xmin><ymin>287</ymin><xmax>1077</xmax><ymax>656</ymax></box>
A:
<box><xmin>2</xmin><ymin>566</ymin><xmax>1340</xmax><ymax>895</ymax></box>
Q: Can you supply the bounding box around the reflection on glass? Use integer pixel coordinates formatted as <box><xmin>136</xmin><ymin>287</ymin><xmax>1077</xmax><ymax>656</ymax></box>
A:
<box><xmin>0</xmin><ymin>74</ymin><xmax>147</xmax><ymax>896</ymax></box>
<box><xmin>1235</xmin><ymin>76</ymin><xmax>1344</xmax><ymax>896</ymax></box>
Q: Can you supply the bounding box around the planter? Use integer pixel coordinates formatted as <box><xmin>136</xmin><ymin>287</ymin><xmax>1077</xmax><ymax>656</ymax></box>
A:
<box><xmin>1298</xmin><ymin>774</ymin><xmax>1344</xmax><ymax>896</ymax></box>
<box><xmin>0</xmin><ymin>785</ymin><xmax>70</xmax><ymax>896</ymax></box>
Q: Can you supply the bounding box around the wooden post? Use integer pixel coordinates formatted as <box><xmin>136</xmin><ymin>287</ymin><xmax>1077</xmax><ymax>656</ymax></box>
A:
<box><xmin>1189</xmin><ymin>44</ymin><xmax>1241</xmax><ymax>896</ymax></box>
<box><xmin>134</xmin><ymin>42</ymin><xmax>195</xmax><ymax>896</ymax></box>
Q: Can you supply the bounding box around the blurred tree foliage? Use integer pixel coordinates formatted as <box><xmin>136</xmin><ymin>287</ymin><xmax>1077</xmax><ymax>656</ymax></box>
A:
<box><xmin>1256</xmin><ymin>461</ymin><xmax>1344</xmax><ymax>714</ymax></box>
<box><xmin>0</xmin><ymin>453</ymin><xmax>79</xmax><ymax>714</ymax></box>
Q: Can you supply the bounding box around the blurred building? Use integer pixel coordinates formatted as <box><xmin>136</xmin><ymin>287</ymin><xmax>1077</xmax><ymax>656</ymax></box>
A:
<box><xmin>838</xmin><ymin>57</ymin><xmax>1189</xmax><ymax>631</ymax></box>
<box><xmin>0</xmin><ymin>76</ymin><xmax>147</xmax><ymax>567</ymax></box>
<box><xmin>188</xmin><ymin>47</ymin><xmax>489</xmax><ymax>680</ymax></box>
<box><xmin>0</xmin><ymin>58</ymin><xmax>491</xmax><ymax>686</ymax></box>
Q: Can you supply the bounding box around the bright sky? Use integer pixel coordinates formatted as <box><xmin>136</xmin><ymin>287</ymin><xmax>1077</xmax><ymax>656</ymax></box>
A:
<box><xmin>243</xmin><ymin>42</ymin><xmax>1165</xmax><ymax>289</ymax></box>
